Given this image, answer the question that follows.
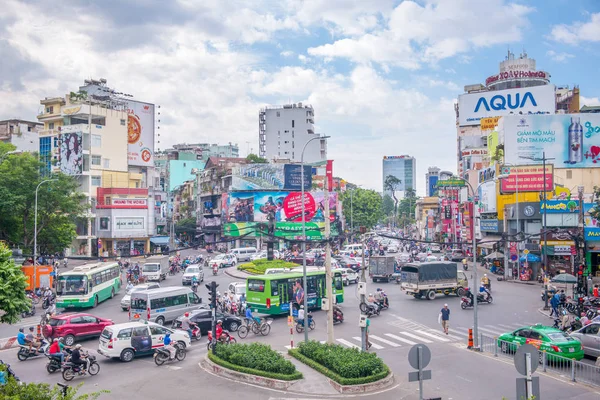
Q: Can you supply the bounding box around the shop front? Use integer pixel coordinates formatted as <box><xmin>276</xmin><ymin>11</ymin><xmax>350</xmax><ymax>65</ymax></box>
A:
<box><xmin>541</xmin><ymin>229</ymin><xmax>578</xmax><ymax>276</ymax></box>
<box><xmin>586</xmin><ymin>227</ymin><xmax>600</xmax><ymax>278</ymax></box>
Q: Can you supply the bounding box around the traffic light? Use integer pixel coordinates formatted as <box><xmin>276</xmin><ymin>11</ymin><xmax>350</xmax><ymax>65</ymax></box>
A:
<box><xmin>577</xmin><ymin>264</ymin><xmax>585</xmax><ymax>294</ymax></box>
<box><xmin>206</xmin><ymin>281</ymin><xmax>219</xmax><ymax>309</ymax></box>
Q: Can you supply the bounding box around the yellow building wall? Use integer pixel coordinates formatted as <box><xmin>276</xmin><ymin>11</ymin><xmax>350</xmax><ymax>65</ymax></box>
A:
<box><xmin>553</xmin><ymin>168</ymin><xmax>600</xmax><ymax>194</ymax></box>
<box><xmin>101</xmin><ymin>171</ymin><xmax>143</xmax><ymax>188</ymax></box>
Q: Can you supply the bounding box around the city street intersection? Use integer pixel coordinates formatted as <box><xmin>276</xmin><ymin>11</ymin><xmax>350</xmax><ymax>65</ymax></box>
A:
<box><xmin>1</xmin><ymin>250</ymin><xmax>599</xmax><ymax>399</ymax></box>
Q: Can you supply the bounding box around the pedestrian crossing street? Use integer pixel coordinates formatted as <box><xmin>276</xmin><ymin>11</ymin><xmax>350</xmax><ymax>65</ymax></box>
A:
<box><xmin>283</xmin><ymin>318</ymin><xmax>540</xmax><ymax>351</ymax></box>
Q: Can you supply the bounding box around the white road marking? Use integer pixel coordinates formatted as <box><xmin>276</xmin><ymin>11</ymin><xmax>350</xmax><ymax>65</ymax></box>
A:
<box><xmin>353</xmin><ymin>337</ymin><xmax>383</xmax><ymax>349</ymax></box>
<box><xmin>336</xmin><ymin>338</ymin><xmax>360</xmax><ymax>348</ymax></box>
<box><xmin>368</xmin><ymin>335</ymin><xmax>401</xmax><ymax>347</ymax></box>
<box><xmin>384</xmin><ymin>333</ymin><xmax>417</xmax><ymax>345</ymax></box>
<box><xmin>414</xmin><ymin>330</ymin><xmax>450</xmax><ymax>342</ymax></box>
<box><xmin>477</xmin><ymin>326</ymin><xmax>504</xmax><ymax>336</ymax></box>
<box><xmin>428</xmin><ymin>329</ymin><xmax>465</xmax><ymax>341</ymax></box>
<box><xmin>398</xmin><ymin>331</ymin><xmax>433</xmax><ymax>343</ymax></box>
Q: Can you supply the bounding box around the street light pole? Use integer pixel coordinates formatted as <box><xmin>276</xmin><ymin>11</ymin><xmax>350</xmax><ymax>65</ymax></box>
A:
<box><xmin>34</xmin><ymin>178</ymin><xmax>58</xmax><ymax>290</ymax></box>
<box><xmin>301</xmin><ymin>135</ymin><xmax>330</xmax><ymax>344</ymax></box>
<box><xmin>0</xmin><ymin>150</ymin><xmax>23</xmax><ymax>163</ymax></box>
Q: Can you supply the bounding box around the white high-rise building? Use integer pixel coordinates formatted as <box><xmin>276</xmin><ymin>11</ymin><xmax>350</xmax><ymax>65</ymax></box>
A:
<box><xmin>259</xmin><ymin>103</ymin><xmax>327</xmax><ymax>163</ymax></box>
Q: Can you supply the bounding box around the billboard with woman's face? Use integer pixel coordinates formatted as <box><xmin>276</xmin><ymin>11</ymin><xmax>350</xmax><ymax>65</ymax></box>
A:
<box><xmin>59</xmin><ymin>132</ymin><xmax>83</xmax><ymax>175</ymax></box>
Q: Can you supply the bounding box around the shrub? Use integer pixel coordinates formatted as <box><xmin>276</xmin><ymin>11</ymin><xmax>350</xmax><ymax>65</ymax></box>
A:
<box><xmin>295</xmin><ymin>341</ymin><xmax>387</xmax><ymax>379</ymax></box>
<box><xmin>237</xmin><ymin>259</ymin><xmax>298</xmax><ymax>275</ymax></box>
<box><xmin>208</xmin><ymin>352</ymin><xmax>302</xmax><ymax>381</ymax></box>
<box><xmin>214</xmin><ymin>342</ymin><xmax>297</xmax><ymax>376</ymax></box>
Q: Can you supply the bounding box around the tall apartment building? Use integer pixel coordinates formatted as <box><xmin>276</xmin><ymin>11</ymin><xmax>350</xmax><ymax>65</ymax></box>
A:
<box><xmin>382</xmin><ymin>155</ymin><xmax>416</xmax><ymax>196</ymax></box>
<box><xmin>37</xmin><ymin>78</ymin><xmax>157</xmax><ymax>257</ymax></box>
<box><xmin>0</xmin><ymin>119</ymin><xmax>42</xmax><ymax>153</ymax></box>
<box><xmin>425</xmin><ymin>166</ymin><xmax>441</xmax><ymax>197</ymax></box>
<box><xmin>259</xmin><ymin>103</ymin><xmax>327</xmax><ymax>163</ymax></box>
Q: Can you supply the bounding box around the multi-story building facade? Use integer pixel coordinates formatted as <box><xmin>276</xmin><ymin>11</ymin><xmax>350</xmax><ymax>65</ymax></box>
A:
<box><xmin>259</xmin><ymin>103</ymin><xmax>327</xmax><ymax>163</ymax></box>
<box><xmin>0</xmin><ymin>119</ymin><xmax>42</xmax><ymax>153</ymax></box>
<box><xmin>382</xmin><ymin>155</ymin><xmax>416</xmax><ymax>196</ymax></box>
<box><xmin>37</xmin><ymin>78</ymin><xmax>157</xmax><ymax>257</ymax></box>
<box><xmin>425</xmin><ymin>166</ymin><xmax>440</xmax><ymax>197</ymax></box>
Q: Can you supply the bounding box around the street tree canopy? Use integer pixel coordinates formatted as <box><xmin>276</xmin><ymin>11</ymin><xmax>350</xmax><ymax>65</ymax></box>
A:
<box><xmin>0</xmin><ymin>242</ymin><xmax>31</xmax><ymax>324</ymax></box>
<box><xmin>340</xmin><ymin>188</ymin><xmax>382</xmax><ymax>231</ymax></box>
<box><xmin>382</xmin><ymin>194</ymin><xmax>394</xmax><ymax>217</ymax></box>
<box><xmin>246</xmin><ymin>153</ymin><xmax>268</xmax><ymax>163</ymax></box>
<box><xmin>0</xmin><ymin>143</ymin><xmax>87</xmax><ymax>254</ymax></box>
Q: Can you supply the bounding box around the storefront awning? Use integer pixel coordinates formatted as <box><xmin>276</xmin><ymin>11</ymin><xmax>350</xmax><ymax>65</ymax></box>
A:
<box><xmin>478</xmin><ymin>236</ymin><xmax>502</xmax><ymax>250</ymax></box>
<box><xmin>149</xmin><ymin>236</ymin><xmax>170</xmax><ymax>246</ymax></box>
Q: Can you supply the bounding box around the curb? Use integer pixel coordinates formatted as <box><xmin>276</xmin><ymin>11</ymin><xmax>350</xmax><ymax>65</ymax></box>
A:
<box><xmin>537</xmin><ymin>308</ymin><xmax>553</xmax><ymax>319</ymax></box>
<box><xmin>200</xmin><ymin>354</ymin><xmax>300</xmax><ymax>391</ymax></box>
<box><xmin>329</xmin><ymin>373</ymin><xmax>395</xmax><ymax>394</ymax></box>
<box><xmin>224</xmin><ymin>267</ymin><xmax>249</xmax><ymax>280</ymax></box>
<box><xmin>0</xmin><ymin>337</ymin><xmax>18</xmax><ymax>351</ymax></box>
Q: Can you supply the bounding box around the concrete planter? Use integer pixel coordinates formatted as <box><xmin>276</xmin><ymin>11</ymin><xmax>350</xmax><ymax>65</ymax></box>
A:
<box><xmin>328</xmin><ymin>372</ymin><xmax>395</xmax><ymax>394</ymax></box>
<box><xmin>201</xmin><ymin>355</ymin><xmax>300</xmax><ymax>390</ymax></box>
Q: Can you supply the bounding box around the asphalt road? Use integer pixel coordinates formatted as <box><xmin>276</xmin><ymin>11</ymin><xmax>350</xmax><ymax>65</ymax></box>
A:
<box><xmin>1</xmin><ymin>250</ymin><xmax>599</xmax><ymax>399</ymax></box>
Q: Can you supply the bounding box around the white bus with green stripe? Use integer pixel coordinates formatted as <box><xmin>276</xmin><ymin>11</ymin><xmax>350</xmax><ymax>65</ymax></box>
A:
<box><xmin>56</xmin><ymin>262</ymin><xmax>122</xmax><ymax>308</ymax></box>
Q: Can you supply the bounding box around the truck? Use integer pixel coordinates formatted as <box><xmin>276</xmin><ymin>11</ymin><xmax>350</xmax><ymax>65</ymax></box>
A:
<box><xmin>400</xmin><ymin>262</ymin><xmax>468</xmax><ymax>300</ymax></box>
<box><xmin>141</xmin><ymin>255</ymin><xmax>169</xmax><ymax>281</ymax></box>
<box><xmin>369</xmin><ymin>256</ymin><xmax>396</xmax><ymax>283</ymax></box>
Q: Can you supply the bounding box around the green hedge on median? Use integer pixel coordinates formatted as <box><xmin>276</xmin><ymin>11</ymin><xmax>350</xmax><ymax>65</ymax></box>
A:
<box><xmin>289</xmin><ymin>341</ymin><xmax>390</xmax><ymax>385</ymax></box>
<box><xmin>237</xmin><ymin>259</ymin><xmax>298</xmax><ymax>275</ymax></box>
<box><xmin>210</xmin><ymin>342</ymin><xmax>302</xmax><ymax>381</ymax></box>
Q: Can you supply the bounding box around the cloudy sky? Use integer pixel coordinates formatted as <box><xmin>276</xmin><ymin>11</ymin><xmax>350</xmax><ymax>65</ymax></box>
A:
<box><xmin>1</xmin><ymin>0</ymin><xmax>600</xmax><ymax>195</ymax></box>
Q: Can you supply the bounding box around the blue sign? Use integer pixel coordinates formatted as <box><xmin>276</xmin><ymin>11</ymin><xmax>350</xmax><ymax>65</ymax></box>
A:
<box><xmin>428</xmin><ymin>176</ymin><xmax>438</xmax><ymax>196</ymax></box>
<box><xmin>283</xmin><ymin>165</ymin><xmax>312</xmax><ymax>191</ymax></box>
<box><xmin>585</xmin><ymin>227</ymin><xmax>600</xmax><ymax>241</ymax></box>
<box><xmin>474</xmin><ymin>92</ymin><xmax>537</xmax><ymax>112</ymax></box>
<box><xmin>480</xmin><ymin>219</ymin><xmax>499</xmax><ymax>232</ymax></box>
<box><xmin>540</xmin><ymin>200</ymin><xmax>594</xmax><ymax>214</ymax></box>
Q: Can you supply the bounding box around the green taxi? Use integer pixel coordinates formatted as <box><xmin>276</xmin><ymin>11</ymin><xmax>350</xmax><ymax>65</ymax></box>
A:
<box><xmin>497</xmin><ymin>324</ymin><xmax>584</xmax><ymax>362</ymax></box>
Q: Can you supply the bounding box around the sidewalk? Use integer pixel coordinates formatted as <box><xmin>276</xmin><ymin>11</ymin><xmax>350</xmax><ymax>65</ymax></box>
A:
<box><xmin>283</xmin><ymin>353</ymin><xmax>340</xmax><ymax>395</ymax></box>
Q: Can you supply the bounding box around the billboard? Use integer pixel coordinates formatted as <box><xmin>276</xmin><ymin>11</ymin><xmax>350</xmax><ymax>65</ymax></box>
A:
<box><xmin>231</xmin><ymin>164</ymin><xmax>311</xmax><ymax>191</ymax></box>
<box><xmin>503</xmin><ymin>114</ymin><xmax>600</xmax><ymax>168</ymax></box>
<box><xmin>428</xmin><ymin>175</ymin><xmax>438</xmax><ymax>196</ymax></box>
<box><xmin>59</xmin><ymin>132</ymin><xmax>83</xmax><ymax>175</ymax></box>
<box><xmin>478</xmin><ymin>180</ymin><xmax>497</xmax><ymax>213</ymax></box>
<box><xmin>224</xmin><ymin>191</ymin><xmax>337</xmax><ymax>223</ymax></box>
<box><xmin>500</xmin><ymin>165</ymin><xmax>553</xmax><ymax>193</ymax></box>
<box><xmin>125</xmin><ymin>100</ymin><xmax>155</xmax><ymax>166</ymax></box>
<box><xmin>540</xmin><ymin>200</ymin><xmax>594</xmax><ymax>214</ymax></box>
<box><xmin>458</xmin><ymin>85</ymin><xmax>556</xmax><ymax>126</ymax></box>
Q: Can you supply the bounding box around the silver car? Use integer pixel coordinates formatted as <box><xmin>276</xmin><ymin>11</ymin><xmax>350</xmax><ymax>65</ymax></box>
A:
<box><xmin>182</xmin><ymin>265</ymin><xmax>204</xmax><ymax>285</ymax></box>
<box><xmin>120</xmin><ymin>283</ymin><xmax>160</xmax><ymax>311</ymax></box>
<box><xmin>569</xmin><ymin>322</ymin><xmax>600</xmax><ymax>358</ymax></box>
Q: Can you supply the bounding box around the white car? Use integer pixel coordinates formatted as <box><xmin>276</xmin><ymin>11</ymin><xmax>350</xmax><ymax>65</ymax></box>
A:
<box><xmin>182</xmin><ymin>265</ymin><xmax>204</xmax><ymax>285</ymax></box>
<box><xmin>339</xmin><ymin>268</ymin><xmax>359</xmax><ymax>286</ymax></box>
<box><xmin>250</xmin><ymin>250</ymin><xmax>280</xmax><ymax>261</ymax></box>
<box><xmin>209</xmin><ymin>254</ymin><xmax>238</xmax><ymax>268</ymax></box>
<box><xmin>430</xmin><ymin>244</ymin><xmax>441</xmax><ymax>253</ymax></box>
<box><xmin>387</xmin><ymin>245</ymin><xmax>399</xmax><ymax>253</ymax></box>
<box><xmin>120</xmin><ymin>283</ymin><xmax>161</xmax><ymax>311</ymax></box>
<box><xmin>97</xmin><ymin>321</ymin><xmax>191</xmax><ymax>362</ymax></box>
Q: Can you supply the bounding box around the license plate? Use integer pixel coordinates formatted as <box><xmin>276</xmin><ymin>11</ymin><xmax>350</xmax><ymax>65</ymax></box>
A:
<box><xmin>569</xmin><ymin>348</ymin><xmax>574</xmax><ymax>353</ymax></box>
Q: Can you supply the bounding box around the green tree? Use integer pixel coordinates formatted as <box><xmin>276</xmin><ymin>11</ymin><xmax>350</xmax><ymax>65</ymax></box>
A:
<box><xmin>175</xmin><ymin>217</ymin><xmax>197</xmax><ymax>239</ymax></box>
<box><xmin>0</xmin><ymin>242</ymin><xmax>30</xmax><ymax>323</ymax></box>
<box><xmin>0</xmin><ymin>151</ymin><xmax>86</xmax><ymax>254</ymax></box>
<box><xmin>382</xmin><ymin>194</ymin><xmax>394</xmax><ymax>217</ymax></box>
<box><xmin>340</xmin><ymin>188</ymin><xmax>382</xmax><ymax>231</ymax></box>
<box><xmin>398</xmin><ymin>188</ymin><xmax>418</xmax><ymax>223</ymax></box>
<box><xmin>383</xmin><ymin>175</ymin><xmax>401</xmax><ymax>223</ymax></box>
<box><xmin>246</xmin><ymin>153</ymin><xmax>268</xmax><ymax>163</ymax></box>
<box><xmin>0</xmin><ymin>374</ymin><xmax>108</xmax><ymax>399</ymax></box>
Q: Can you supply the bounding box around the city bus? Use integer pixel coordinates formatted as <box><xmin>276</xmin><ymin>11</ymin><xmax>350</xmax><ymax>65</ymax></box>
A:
<box><xmin>56</xmin><ymin>262</ymin><xmax>121</xmax><ymax>308</ymax></box>
<box><xmin>245</xmin><ymin>270</ymin><xmax>344</xmax><ymax>315</ymax></box>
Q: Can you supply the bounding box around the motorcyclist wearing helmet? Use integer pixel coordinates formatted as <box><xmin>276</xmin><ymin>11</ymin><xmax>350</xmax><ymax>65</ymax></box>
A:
<box><xmin>163</xmin><ymin>332</ymin><xmax>176</xmax><ymax>360</ymax></box>
<box><xmin>25</xmin><ymin>327</ymin><xmax>41</xmax><ymax>351</ymax></box>
<box><xmin>48</xmin><ymin>338</ymin><xmax>65</xmax><ymax>364</ymax></box>
<box><xmin>216</xmin><ymin>320</ymin><xmax>224</xmax><ymax>342</ymax></box>
<box><xmin>367</xmin><ymin>293</ymin><xmax>379</xmax><ymax>311</ymax></box>
<box><xmin>70</xmin><ymin>344</ymin><xmax>89</xmax><ymax>372</ymax></box>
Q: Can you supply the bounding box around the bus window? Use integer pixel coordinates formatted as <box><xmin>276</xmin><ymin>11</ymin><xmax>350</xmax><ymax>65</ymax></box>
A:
<box><xmin>333</xmin><ymin>274</ymin><xmax>343</xmax><ymax>290</ymax></box>
<box><xmin>248</xmin><ymin>279</ymin><xmax>265</xmax><ymax>292</ymax></box>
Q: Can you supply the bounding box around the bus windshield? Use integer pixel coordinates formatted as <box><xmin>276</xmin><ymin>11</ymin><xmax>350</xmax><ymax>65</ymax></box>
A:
<box><xmin>57</xmin><ymin>275</ymin><xmax>88</xmax><ymax>296</ymax></box>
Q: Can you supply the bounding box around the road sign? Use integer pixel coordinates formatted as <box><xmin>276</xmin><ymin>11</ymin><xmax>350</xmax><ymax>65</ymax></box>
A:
<box><xmin>501</xmin><ymin>166</ymin><xmax>511</xmax><ymax>175</ymax></box>
<box><xmin>523</xmin><ymin>249</ymin><xmax>530</xmax><ymax>255</ymax></box>
<box><xmin>408</xmin><ymin>370</ymin><xmax>432</xmax><ymax>382</ymax></box>
<box><xmin>511</xmin><ymin>254</ymin><xmax>518</xmax><ymax>262</ymax></box>
<box><xmin>408</xmin><ymin>344</ymin><xmax>431</xmax><ymax>369</ymax></box>
<box><xmin>514</xmin><ymin>344</ymin><xmax>539</xmax><ymax>376</ymax></box>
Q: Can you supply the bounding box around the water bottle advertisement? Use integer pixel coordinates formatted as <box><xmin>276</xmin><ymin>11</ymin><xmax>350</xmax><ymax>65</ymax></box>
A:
<box><xmin>503</xmin><ymin>114</ymin><xmax>600</xmax><ymax>168</ymax></box>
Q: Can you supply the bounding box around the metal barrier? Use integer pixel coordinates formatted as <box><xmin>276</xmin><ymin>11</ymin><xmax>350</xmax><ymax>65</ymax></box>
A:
<box><xmin>479</xmin><ymin>334</ymin><xmax>600</xmax><ymax>388</ymax></box>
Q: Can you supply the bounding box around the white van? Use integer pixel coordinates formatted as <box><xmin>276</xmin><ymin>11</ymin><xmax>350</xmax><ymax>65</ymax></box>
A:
<box><xmin>229</xmin><ymin>247</ymin><xmax>257</xmax><ymax>262</ymax></box>
<box><xmin>97</xmin><ymin>321</ymin><xmax>191</xmax><ymax>362</ymax></box>
<box><xmin>129</xmin><ymin>287</ymin><xmax>201</xmax><ymax>326</ymax></box>
<box><xmin>343</xmin><ymin>244</ymin><xmax>364</xmax><ymax>255</ymax></box>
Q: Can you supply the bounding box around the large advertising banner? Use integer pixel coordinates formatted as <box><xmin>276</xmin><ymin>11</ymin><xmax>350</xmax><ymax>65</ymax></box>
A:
<box><xmin>59</xmin><ymin>132</ymin><xmax>83</xmax><ymax>175</ymax></box>
<box><xmin>225</xmin><ymin>191</ymin><xmax>337</xmax><ymax>223</ymax></box>
<box><xmin>125</xmin><ymin>100</ymin><xmax>155</xmax><ymax>166</ymax></box>
<box><xmin>458</xmin><ymin>85</ymin><xmax>555</xmax><ymax>126</ymax></box>
<box><xmin>478</xmin><ymin>180</ymin><xmax>497</xmax><ymax>213</ymax></box>
<box><xmin>231</xmin><ymin>164</ymin><xmax>311</xmax><ymax>191</ymax></box>
<box><xmin>500</xmin><ymin>165</ymin><xmax>554</xmax><ymax>193</ymax></box>
<box><xmin>504</xmin><ymin>114</ymin><xmax>600</xmax><ymax>168</ymax></box>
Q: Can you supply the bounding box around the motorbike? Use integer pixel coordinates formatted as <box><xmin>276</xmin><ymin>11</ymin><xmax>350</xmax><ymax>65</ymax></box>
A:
<box><xmin>206</xmin><ymin>330</ymin><xmax>236</xmax><ymax>350</ymax></box>
<box><xmin>192</xmin><ymin>281</ymin><xmax>199</xmax><ymax>293</ymax></box>
<box><xmin>295</xmin><ymin>313</ymin><xmax>315</xmax><ymax>333</ymax></box>
<box><xmin>62</xmin><ymin>353</ymin><xmax>100</xmax><ymax>381</ymax></box>
<box><xmin>359</xmin><ymin>301</ymin><xmax>380</xmax><ymax>316</ymax></box>
<box><xmin>17</xmin><ymin>339</ymin><xmax>50</xmax><ymax>361</ymax></box>
<box><xmin>212</xmin><ymin>265</ymin><xmax>218</xmax><ymax>276</ymax></box>
<box><xmin>21</xmin><ymin>304</ymin><xmax>36</xmax><ymax>318</ymax></box>
<box><xmin>460</xmin><ymin>289</ymin><xmax>493</xmax><ymax>309</ymax></box>
<box><xmin>154</xmin><ymin>344</ymin><xmax>186</xmax><ymax>366</ymax></box>
<box><xmin>462</xmin><ymin>262</ymin><xmax>469</xmax><ymax>271</ymax></box>
<box><xmin>333</xmin><ymin>308</ymin><xmax>344</xmax><ymax>324</ymax></box>
<box><xmin>46</xmin><ymin>348</ymin><xmax>73</xmax><ymax>374</ymax></box>
<box><xmin>168</xmin><ymin>265</ymin><xmax>178</xmax><ymax>276</ymax></box>
<box><xmin>377</xmin><ymin>294</ymin><xmax>389</xmax><ymax>310</ymax></box>
<box><xmin>26</xmin><ymin>292</ymin><xmax>41</xmax><ymax>305</ymax></box>
<box><xmin>42</xmin><ymin>295</ymin><xmax>55</xmax><ymax>310</ymax></box>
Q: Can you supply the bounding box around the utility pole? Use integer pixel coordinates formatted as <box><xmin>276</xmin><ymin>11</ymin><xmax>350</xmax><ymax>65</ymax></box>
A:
<box><xmin>578</xmin><ymin>185</ymin><xmax>585</xmax><ymax>293</ymax></box>
<box><xmin>324</xmin><ymin>178</ymin><xmax>334</xmax><ymax>344</ymax></box>
<box><xmin>360</xmin><ymin>234</ymin><xmax>367</xmax><ymax>351</ymax></box>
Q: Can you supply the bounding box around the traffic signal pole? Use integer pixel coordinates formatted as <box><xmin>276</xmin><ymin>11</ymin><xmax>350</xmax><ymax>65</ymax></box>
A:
<box><xmin>206</xmin><ymin>281</ymin><xmax>219</xmax><ymax>354</ymax></box>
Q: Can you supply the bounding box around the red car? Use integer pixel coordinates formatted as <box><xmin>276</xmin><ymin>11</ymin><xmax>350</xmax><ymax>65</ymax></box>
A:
<box><xmin>42</xmin><ymin>313</ymin><xmax>113</xmax><ymax>346</ymax></box>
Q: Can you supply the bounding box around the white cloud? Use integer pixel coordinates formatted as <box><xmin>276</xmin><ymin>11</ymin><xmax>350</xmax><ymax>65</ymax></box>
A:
<box><xmin>308</xmin><ymin>0</ymin><xmax>533</xmax><ymax>68</ymax></box>
<box><xmin>550</xmin><ymin>13</ymin><xmax>600</xmax><ymax>45</ymax></box>
<box><xmin>546</xmin><ymin>50</ymin><xmax>575</xmax><ymax>62</ymax></box>
<box><xmin>280</xmin><ymin>50</ymin><xmax>294</xmax><ymax>57</ymax></box>
<box><xmin>428</xmin><ymin>79</ymin><xmax>460</xmax><ymax>92</ymax></box>
<box><xmin>580</xmin><ymin>96</ymin><xmax>600</xmax><ymax>107</ymax></box>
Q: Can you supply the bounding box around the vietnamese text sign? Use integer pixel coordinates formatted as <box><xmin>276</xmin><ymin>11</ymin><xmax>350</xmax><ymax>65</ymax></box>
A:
<box><xmin>504</xmin><ymin>114</ymin><xmax>600</xmax><ymax>168</ymax></box>
<box><xmin>500</xmin><ymin>165</ymin><xmax>553</xmax><ymax>193</ymax></box>
<box><xmin>458</xmin><ymin>85</ymin><xmax>556</xmax><ymax>126</ymax></box>
<box><xmin>480</xmin><ymin>117</ymin><xmax>500</xmax><ymax>131</ymax></box>
<box><xmin>115</xmin><ymin>217</ymin><xmax>145</xmax><ymax>230</ymax></box>
<box><xmin>436</xmin><ymin>179</ymin><xmax>466</xmax><ymax>188</ymax></box>
<box><xmin>480</xmin><ymin>219</ymin><xmax>499</xmax><ymax>232</ymax></box>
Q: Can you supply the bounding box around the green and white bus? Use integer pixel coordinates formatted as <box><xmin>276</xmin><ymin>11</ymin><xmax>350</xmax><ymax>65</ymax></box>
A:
<box><xmin>246</xmin><ymin>270</ymin><xmax>344</xmax><ymax>315</ymax></box>
<box><xmin>56</xmin><ymin>262</ymin><xmax>121</xmax><ymax>308</ymax></box>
